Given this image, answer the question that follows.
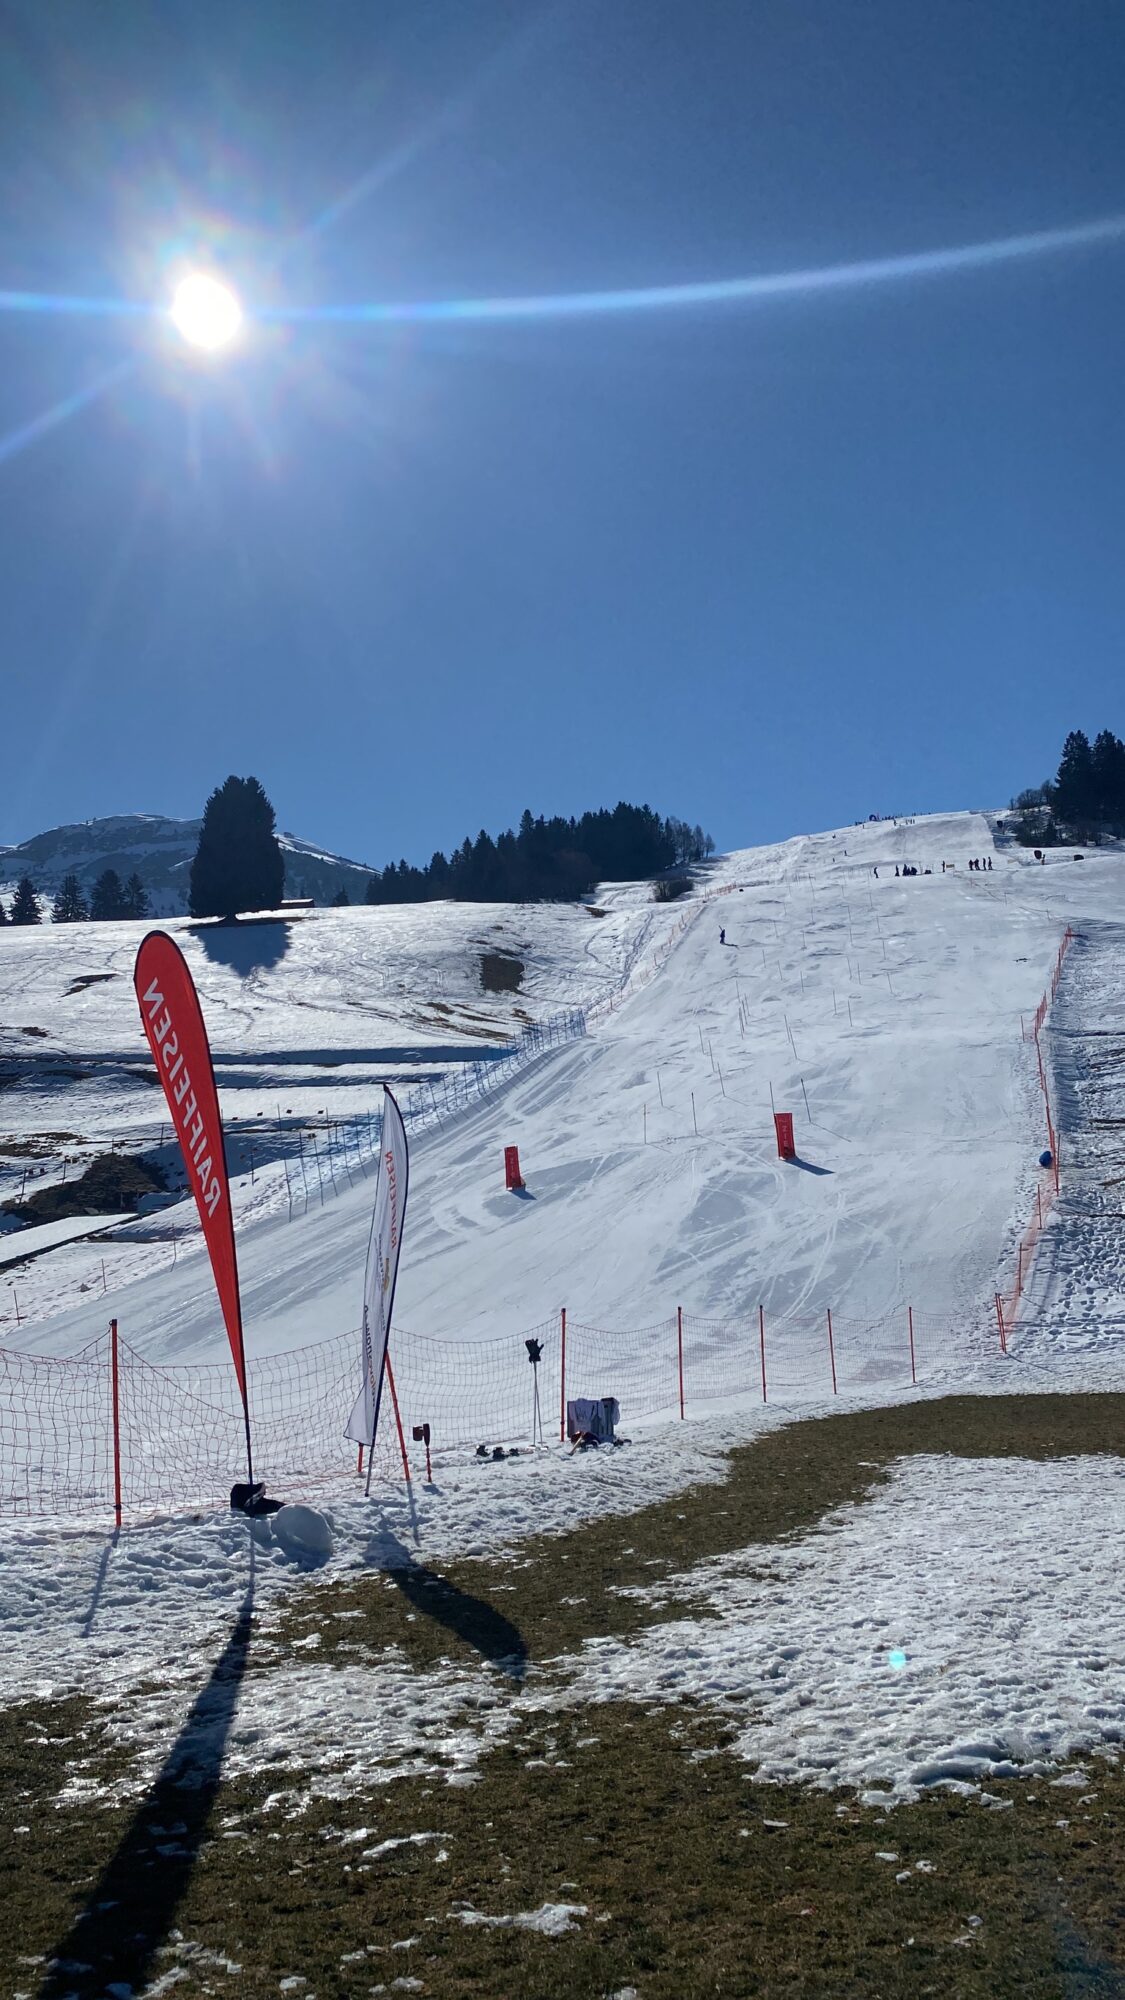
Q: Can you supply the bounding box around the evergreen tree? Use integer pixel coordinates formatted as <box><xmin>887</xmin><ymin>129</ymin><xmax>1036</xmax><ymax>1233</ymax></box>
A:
<box><xmin>1091</xmin><ymin>730</ymin><xmax>1125</xmax><ymax>830</ymax></box>
<box><xmin>331</xmin><ymin>886</ymin><xmax>350</xmax><ymax>906</ymax></box>
<box><xmin>0</xmin><ymin>896</ymin><xmax>7</xmax><ymax>926</ymax></box>
<box><xmin>52</xmin><ymin>873</ymin><xmax>89</xmax><ymax>923</ymax></box>
<box><xmin>364</xmin><ymin>875</ymin><xmax>380</xmax><ymax>905</ymax></box>
<box><xmin>10</xmin><ymin>877</ymin><xmax>41</xmax><ymax>925</ymax></box>
<box><xmin>189</xmin><ymin>775</ymin><xmax>285</xmax><ymax>919</ymax></box>
<box><xmin>90</xmin><ymin>869</ymin><xmax>127</xmax><ymax>921</ymax></box>
<box><xmin>1054</xmin><ymin>730</ymin><xmax>1095</xmax><ymax>828</ymax></box>
<box><xmin>123</xmin><ymin>872</ymin><xmax>150</xmax><ymax>920</ymax></box>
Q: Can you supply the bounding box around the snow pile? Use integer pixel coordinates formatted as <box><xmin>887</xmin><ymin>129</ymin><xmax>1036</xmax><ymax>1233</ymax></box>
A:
<box><xmin>457</xmin><ymin>1902</ymin><xmax>588</xmax><ymax>1936</ymax></box>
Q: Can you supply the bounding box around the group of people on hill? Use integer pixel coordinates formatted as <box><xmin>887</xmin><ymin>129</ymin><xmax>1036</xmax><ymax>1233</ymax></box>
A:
<box><xmin>968</xmin><ymin>856</ymin><xmax>993</xmax><ymax>872</ymax></box>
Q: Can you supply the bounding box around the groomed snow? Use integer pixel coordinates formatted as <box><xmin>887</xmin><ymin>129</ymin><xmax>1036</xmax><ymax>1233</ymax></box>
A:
<box><xmin>6</xmin><ymin>808</ymin><xmax>1120</xmax><ymax>1363</ymax></box>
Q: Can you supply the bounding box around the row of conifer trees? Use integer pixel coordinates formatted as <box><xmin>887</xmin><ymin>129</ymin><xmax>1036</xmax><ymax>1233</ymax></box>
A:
<box><xmin>0</xmin><ymin>869</ymin><xmax>150</xmax><ymax>926</ymax></box>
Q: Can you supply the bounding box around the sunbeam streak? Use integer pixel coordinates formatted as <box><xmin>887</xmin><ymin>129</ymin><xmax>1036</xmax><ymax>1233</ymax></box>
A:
<box><xmin>0</xmin><ymin>290</ymin><xmax>150</xmax><ymax>319</ymax></box>
<box><xmin>1</xmin><ymin>212</ymin><xmax>1123</xmax><ymax>352</ymax></box>
<box><xmin>0</xmin><ymin>358</ymin><xmax>134</xmax><ymax>470</ymax></box>
<box><xmin>267</xmin><ymin>212</ymin><xmax>1125</xmax><ymax>326</ymax></box>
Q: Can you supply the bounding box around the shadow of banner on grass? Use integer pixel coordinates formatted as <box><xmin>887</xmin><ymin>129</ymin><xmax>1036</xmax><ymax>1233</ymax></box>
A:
<box><xmin>39</xmin><ymin>1585</ymin><xmax>253</xmax><ymax>2000</ymax></box>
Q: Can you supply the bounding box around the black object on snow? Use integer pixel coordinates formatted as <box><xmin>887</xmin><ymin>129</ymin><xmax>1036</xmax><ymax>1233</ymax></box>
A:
<box><xmin>230</xmin><ymin>1481</ymin><xmax>283</xmax><ymax>1516</ymax></box>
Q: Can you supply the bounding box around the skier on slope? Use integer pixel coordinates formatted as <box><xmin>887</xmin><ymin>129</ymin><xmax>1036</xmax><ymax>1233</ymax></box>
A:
<box><xmin>719</xmin><ymin>927</ymin><xmax>726</xmax><ymax>945</ymax></box>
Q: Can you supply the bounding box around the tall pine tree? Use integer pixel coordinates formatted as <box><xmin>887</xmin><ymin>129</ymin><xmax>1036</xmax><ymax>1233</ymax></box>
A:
<box><xmin>1054</xmin><ymin>730</ymin><xmax>1095</xmax><ymax>828</ymax></box>
<box><xmin>189</xmin><ymin>775</ymin><xmax>285</xmax><ymax>919</ymax></box>
<box><xmin>10</xmin><ymin>877</ymin><xmax>41</xmax><ymax>925</ymax></box>
<box><xmin>123</xmin><ymin>872</ymin><xmax>150</xmax><ymax>919</ymax></box>
<box><xmin>52</xmin><ymin>874</ymin><xmax>89</xmax><ymax>923</ymax></box>
<box><xmin>90</xmin><ymin>869</ymin><xmax>127</xmax><ymax>921</ymax></box>
<box><xmin>1091</xmin><ymin>730</ymin><xmax>1125</xmax><ymax>829</ymax></box>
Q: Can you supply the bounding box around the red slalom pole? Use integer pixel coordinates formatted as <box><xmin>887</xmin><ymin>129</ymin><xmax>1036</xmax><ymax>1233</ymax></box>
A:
<box><xmin>826</xmin><ymin>1308</ymin><xmax>837</xmax><ymax>1395</ymax></box>
<box><xmin>759</xmin><ymin>1304</ymin><xmax>767</xmax><ymax>1403</ymax></box>
<box><xmin>995</xmin><ymin>1292</ymin><xmax>1007</xmax><ymax>1354</ymax></box>
<box><xmin>110</xmin><ymin>1318</ymin><xmax>122</xmax><ymax>1530</ymax></box>
<box><xmin>559</xmin><ymin>1306</ymin><xmax>567</xmax><ymax>1442</ymax></box>
<box><xmin>384</xmin><ymin>1349</ymin><xmax>412</xmax><ymax>1485</ymax></box>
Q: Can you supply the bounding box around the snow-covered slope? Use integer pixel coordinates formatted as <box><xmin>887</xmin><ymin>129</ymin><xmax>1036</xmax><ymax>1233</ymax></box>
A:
<box><xmin>0</xmin><ymin>811</ymin><xmax>380</xmax><ymax>913</ymax></box>
<box><xmin>3</xmin><ymin>807</ymin><xmax>1118</xmax><ymax>1365</ymax></box>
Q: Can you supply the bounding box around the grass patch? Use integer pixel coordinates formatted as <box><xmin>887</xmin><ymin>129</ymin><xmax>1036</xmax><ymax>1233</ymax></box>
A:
<box><xmin>3</xmin><ymin>1698</ymin><xmax>1124</xmax><ymax>1998</ymax></box>
<box><xmin>2</xmin><ymin>1149</ymin><xmax>166</xmax><ymax>1224</ymax></box>
<box><xmin>479</xmin><ymin>951</ymin><xmax>524</xmax><ymax>994</ymax></box>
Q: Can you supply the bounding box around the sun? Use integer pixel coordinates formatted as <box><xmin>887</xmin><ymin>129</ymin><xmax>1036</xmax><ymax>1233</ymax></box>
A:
<box><xmin>170</xmin><ymin>272</ymin><xmax>243</xmax><ymax>351</ymax></box>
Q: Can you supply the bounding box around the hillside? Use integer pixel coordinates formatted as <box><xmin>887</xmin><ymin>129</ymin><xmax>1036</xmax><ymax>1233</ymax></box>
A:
<box><xmin>2</xmin><ymin>806</ymin><xmax>1115</xmax><ymax>1367</ymax></box>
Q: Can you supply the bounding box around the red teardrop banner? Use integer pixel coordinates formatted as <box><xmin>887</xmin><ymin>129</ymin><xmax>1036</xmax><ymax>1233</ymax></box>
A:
<box><xmin>133</xmin><ymin>931</ymin><xmax>248</xmax><ymax>1416</ymax></box>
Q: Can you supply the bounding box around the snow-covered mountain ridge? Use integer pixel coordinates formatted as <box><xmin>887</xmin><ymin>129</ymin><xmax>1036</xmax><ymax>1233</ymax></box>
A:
<box><xmin>0</xmin><ymin>812</ymin><xmax>378</xmax><ymax>911</ymax></box>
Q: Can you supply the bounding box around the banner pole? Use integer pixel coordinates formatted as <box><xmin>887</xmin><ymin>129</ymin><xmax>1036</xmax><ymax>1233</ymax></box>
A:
<box><xmin>826</xmin><ymin>1308</ymin><xmax>837</xmax><ymax>1394</ymax></box>
<box><xmin>110</xmin><ymin>1318</ymin><xmax>122</xmax><ymax>1530</ymax></box>
<box><xmin>907</xmin><ymin>1306</ymin><xmax>916</xmax><ymax>1385</ymax></box>
<box><xmin>759</xmin><ymin>1304</ymin><xmax>767</xmax><ymax>1403</ymax></box>
<box><xmin>364</xmin><ymin>1354</ymin><xmax>387</xmax><ymax>1498</ymax></box>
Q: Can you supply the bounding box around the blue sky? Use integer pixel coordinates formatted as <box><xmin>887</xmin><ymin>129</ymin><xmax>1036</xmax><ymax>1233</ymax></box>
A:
<box><xmin>2</xmin><ymin>0</ymin><xmax>1124</xmax><ymax>868</ymax></box>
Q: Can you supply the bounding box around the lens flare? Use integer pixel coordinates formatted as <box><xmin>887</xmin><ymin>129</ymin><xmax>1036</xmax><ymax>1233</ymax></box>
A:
<box><xmin>170</xmin><ymin>273</ymin><xmax>242</xmax><ymax>351</ymax></box>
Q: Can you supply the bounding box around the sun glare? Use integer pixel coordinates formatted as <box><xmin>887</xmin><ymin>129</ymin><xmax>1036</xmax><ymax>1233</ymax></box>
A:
<box><xmin>170</xmin><ymin>272</ymin><xmax>242</xmax><ymax>351</ymax></box>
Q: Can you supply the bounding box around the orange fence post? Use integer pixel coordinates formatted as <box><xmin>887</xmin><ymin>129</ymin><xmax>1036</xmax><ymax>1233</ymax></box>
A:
<box><xmin>907</xmin><ymin>1306</ymin><xmax>916</xmax><ymax>1386</ymax></box>
<box><xmin>110</xmin><ymin>1317</ymin><xmax>122</xmax><ymax>1529</ymax></box>
<box><xmin>559</xmin><ymin>1306</ymin><xmax>567</xmax><ymax>1442</ymax></box>
<box><xmin>759</xmin><ymin>1304</ymin><xmax>767</xmax><ymax>1404</ymax></box>
<box><xmin>826</xmin><ymin>1308</ymin><xmax>837</xmax><ymax>1395</ymax></box>
<box><xmin>677</xmin><ymin>1305</ymin><xmax>685</xmax><ymax>1419</ymax></box>
<box><xmin>383</xmin><ymin>1348</ymin><xmax>412</xmax><ymax>1483</ymax></box>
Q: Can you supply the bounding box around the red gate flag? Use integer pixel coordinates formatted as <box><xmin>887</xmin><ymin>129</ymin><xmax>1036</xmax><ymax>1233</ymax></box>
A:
<box><xmin>504</xmin><ymin>1145</ymin><xmax>523</xmax><ymax>1190</ymax></box>
<box><xmin>774</xmin><ymin>1111</ymin><xmax>796</xmax><ymax>1160</ymax></box>
<box><xmin>133</xmin><ymin>932</ymin><xmax>248</xmax><ymax>1413</ymax></box>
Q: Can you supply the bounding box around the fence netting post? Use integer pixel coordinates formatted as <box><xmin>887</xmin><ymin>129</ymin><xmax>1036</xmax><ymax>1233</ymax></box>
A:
<box><xmin>110</xmin><ymin>1317</ymin><xmax>122</xmax><ymax>1529</ymax></box>
<box><xmin>677</xmin><ymin>1306</ymin><xmax>685</xmax><ymax>1418</ymax></box>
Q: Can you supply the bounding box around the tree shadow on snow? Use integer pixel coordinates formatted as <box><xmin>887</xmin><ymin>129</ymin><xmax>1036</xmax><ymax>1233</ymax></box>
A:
<box><xmin>39</xmin><ymin>1584</ymin><xmax>254</xmax><ymax>2000</ymax></box>
<box><xmin>194</xmin><ymin>919</ymin><xmax>291</xmax><ymax>976</ymax></box>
